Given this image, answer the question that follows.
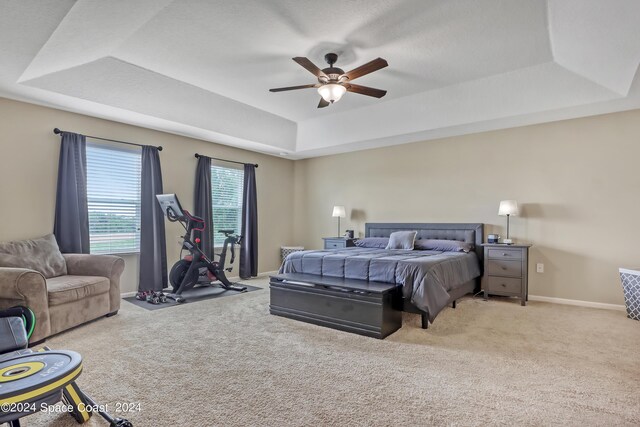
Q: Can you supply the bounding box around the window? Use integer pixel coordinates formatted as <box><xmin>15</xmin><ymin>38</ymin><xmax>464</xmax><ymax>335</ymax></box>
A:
<box><xmin>211</xmin><ymin>164</ymin><xmax>244</xmax><ymax>247</ymax></box>
<box><xmin>86</xmin><ymin>141</ymin><xmax>142</xmax><ymax>254</ymax></box>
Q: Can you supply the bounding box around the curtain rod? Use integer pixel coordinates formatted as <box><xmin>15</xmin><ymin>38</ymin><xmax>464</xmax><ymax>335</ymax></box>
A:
<box><xmin>195</xmin><ymin>153</ymin><xmax>258</xmax><ymax>168</ymax></box>
<box><xmin>53</xmin><ymin>128</ymin><xmax>163</xmax><ymax>151</ymax></box>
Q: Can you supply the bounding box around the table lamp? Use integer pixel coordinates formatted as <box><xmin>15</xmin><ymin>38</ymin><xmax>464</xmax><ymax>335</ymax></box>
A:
<box><xmin>332</xmin><ymin>205</ymin><xmax>346</xmax><ymax>237</ymax></box>
<box><xmin>498</xmin><ymin>200</ymin><xmax>519</xmax><ymax>244</ymax></box>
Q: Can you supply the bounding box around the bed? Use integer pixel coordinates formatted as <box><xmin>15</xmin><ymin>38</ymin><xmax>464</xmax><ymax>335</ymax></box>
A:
<box><xmin>277</xmin><ymin>223</ymin><xmax>484</xmax><ymax>329</ymax></box>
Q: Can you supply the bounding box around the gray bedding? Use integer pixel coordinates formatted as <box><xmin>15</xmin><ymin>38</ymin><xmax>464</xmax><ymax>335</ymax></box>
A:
<box><xmin>279</xmin><ymin>247</ymin><xmax>481</xmax><ymax>322</ymax></box>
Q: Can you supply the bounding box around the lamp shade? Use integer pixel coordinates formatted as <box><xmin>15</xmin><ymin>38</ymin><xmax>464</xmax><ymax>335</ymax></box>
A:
<box><xmin>498</xmin><ymin>200</ymin><xmax>519</xmax><ymax>216</ymax></box>
<box><xmin>318</xmin><ymin>84</ymin><xmax>347</xmax><ymax>103</ymax></box>
<box><xmin>332</xmin><ymin>205</ymin><xmax>346</xmax><ymax>218</ymax></box>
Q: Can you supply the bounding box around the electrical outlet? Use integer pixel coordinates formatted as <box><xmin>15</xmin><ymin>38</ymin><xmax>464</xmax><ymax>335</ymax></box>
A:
<box><xmin>536</xmin><ymin>263</ymin><xmax>544</xmax><ymax>273</ymax></box>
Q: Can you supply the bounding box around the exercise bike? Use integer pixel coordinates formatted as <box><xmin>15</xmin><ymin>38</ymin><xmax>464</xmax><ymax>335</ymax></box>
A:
<box><xmin>156</xmin><ymin>194</ymin><xmax>247</xmax><ymax>303</ymax></box>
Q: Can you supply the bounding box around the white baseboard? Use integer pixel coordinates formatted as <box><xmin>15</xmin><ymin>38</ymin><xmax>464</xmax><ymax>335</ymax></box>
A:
<box><xmin>120</xmin><ymin>270</ymin><xmax>277</xmax><ymax>297</ymax></box>
<box><xmin>257</xmin><ymin>270</ymin><xmax>278</xmax><ymax>277</ymax></box>
<box><xmin>528</xmin><ymin>295</ymin><xmax>626</xmax><ymax>311</ymax></box>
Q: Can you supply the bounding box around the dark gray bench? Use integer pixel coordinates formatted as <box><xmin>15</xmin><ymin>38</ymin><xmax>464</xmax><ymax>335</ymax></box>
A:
<box><xmin>269</xmin><ymin>273</ymin><xmax>402</xmax><ymax>339</ymax></box>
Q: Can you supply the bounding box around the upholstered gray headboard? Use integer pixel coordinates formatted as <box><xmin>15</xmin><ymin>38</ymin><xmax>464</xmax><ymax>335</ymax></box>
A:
<box><xmin>364</xmin><ymin>222</ymin><xmax>484</xmax><ymax>270</ymax></box>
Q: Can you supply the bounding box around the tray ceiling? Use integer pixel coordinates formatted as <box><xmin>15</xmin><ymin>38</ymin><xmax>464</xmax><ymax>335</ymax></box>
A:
<box><xmin>1</xmin><ymin>0</ymin><xmax>640</xmax><ymax>158</ymax></box>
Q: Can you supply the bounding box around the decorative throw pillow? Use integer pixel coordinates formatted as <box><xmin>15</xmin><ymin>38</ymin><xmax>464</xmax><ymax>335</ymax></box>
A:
<box><xmin>414</xmin><ymin>239</ymin><xmax>473</xmax><ymax>253</ymax></box>
<box><xmin>385</xmin><ymin>231</ymin><xmax>417</xmax><ymax>250</ymax></box>
<box><xmin>355</xmin><ymin>237</ymin><xmax>390</xmax><ymax>249</ymax></box>
<box><xmin>0</xmin><ymin>234</ymin><xmax>67</xmax><ymax>278</ymax></box>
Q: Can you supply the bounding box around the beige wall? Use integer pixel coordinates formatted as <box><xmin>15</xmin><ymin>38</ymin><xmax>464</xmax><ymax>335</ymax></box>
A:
<box><xmin>293</xmin><ymin>109</ymin><xmax>640</xmax><ymax>306</ymax></box>
<box><xmin>0</xmin><ymin>97</ymin><xmax>295</xmax><ymax>293</ymax></box>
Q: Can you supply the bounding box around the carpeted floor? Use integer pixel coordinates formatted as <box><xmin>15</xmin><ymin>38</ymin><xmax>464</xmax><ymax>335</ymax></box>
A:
<box><xmin>27</xmin><ymin>276</ymin><xmax>640</xmax><ymax>426</ymax></box>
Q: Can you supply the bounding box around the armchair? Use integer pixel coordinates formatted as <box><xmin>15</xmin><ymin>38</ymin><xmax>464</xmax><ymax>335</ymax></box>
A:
<box><xmin>0</xmin><ymin>234</ymin><xmax>124</xmax><ymax>343</ymax></box>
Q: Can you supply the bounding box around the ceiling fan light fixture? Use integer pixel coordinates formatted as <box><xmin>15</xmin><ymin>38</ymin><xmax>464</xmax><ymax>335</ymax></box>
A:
<box><xmin>269</xmin><ymin>54</ymin><xmax>388</xmax><ymax>108</ymax></box>
<box><xmin>318</xmin><ymin>83</ymin><xmax>346</xmax><ymax>103</ymax></box>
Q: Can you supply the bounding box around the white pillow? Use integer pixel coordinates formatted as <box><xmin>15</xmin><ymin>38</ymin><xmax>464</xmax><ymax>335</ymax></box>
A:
<box><xmin>385</xmin><ymin>231</ymin><xmax>417</xmax><ymax>250</ymax></box>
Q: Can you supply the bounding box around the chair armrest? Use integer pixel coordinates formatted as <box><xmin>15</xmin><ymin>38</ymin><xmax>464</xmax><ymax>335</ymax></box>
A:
<box><xmin>63</xmin><ymin>254</ymin><xmax>125</xmax><ymax>312</ymax></box>
<box><xmin>63</xmin><ymin>254</ymin><xmax>124</xmax><ymax>278</ymax></box>
<box><xmin>0</xmin><ymin>267</ymin><xmax>51</xmax><ymax>343</ymax></box>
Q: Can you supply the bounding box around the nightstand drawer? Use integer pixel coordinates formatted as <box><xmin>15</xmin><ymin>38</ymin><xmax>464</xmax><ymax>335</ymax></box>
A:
<box><xmin>486</xmin><ymin>276</ymin><xmax>522</xmax><ymax>294</ymax></box>
<box><xmin>487</xmin><ymin>259</ymin><xmax>522</xmax><ymax>277</ymax></box>
<box><xmin>487</xmin><ymin>248</ymin><xmax>522</xmax><ymax>260</ymax></box>
<box><xmin>325</xmin><ymin>241</ymin><xmax>343</xmax><ymax>249</ymax></box>
<box><xmin>323</xmin><ymin>238</ymin><xmax>356</xmax><ymax>249</ymax></box>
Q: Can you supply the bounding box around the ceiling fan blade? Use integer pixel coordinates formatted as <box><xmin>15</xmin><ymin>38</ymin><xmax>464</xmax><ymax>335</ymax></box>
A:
<box><xmin>317</xmin><ymin>97</ymin><xmax>330</xmax><ymax>108</ymax></box>
<box><xmin>343</xmin><ymin>58</ymin><xmax>388</xmax><ymax>81</ymax></box>
<box><xmin>346</xmin><ymin>83</ymin><xmax>387</xmax><ymax>98</ymax></box>
<box><xmin>269</xmin><ymin>84</ymin><xmax>319</xmax><ymax>92</ymax></box>
<box><xmin>293</xmin><ymin>57</ymin><xmax>328</xmax><ymax>79</ymax></box>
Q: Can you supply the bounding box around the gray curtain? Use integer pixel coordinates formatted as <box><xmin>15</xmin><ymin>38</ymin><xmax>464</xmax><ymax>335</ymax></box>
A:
<box><xmin>194</xmin><ymin>155</ymin><xmax>213</xmax><ymax>259</ymax></box>
<box><xmin>53</xmin><ymin>132</ymin><xmax>90</xmax><ymax>254</ymax></box>
<box><xmin>138</xmin><ymin>146</ymin><xmax>167</xmax><ymax>292</ymax></box>
<box><xmin>240</xmin><ymin>164</ymin><xmax>258</xmax><ymax>278</ymax></box>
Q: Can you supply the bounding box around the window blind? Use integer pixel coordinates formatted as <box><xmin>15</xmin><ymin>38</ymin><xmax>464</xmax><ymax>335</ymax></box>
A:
<box><xmin>86</xmin><ymin>141</ymin><xmax>142</xmax><ymax>254</ymax></box>
<box><xmin>211</xmin><ymin>164</ymin><xmax>244</xmax><ymax>247</ymax></box>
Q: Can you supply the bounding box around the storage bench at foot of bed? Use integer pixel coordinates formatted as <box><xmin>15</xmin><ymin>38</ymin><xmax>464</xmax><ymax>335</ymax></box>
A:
<box><xmin>269</xmin><ymin>273</ymin><xmax>402</xmax><ymax>339</ymax></box>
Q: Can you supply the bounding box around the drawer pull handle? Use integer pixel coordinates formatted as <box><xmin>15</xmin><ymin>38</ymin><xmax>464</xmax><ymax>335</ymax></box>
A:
<box><xmin>501</xmin><ymin>283</ymin><xmax>506</xmax><ymax>287</ymax></box>
<box><xmin>501</xmin><ymin>266</ymin><xmax>507</xmax><ymax>270</ymax></box>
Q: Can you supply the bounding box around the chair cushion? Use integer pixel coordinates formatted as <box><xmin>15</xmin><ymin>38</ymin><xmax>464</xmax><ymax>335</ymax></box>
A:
<box><xmin>46</xmin><ymin>275</ymin><xmax>110</xmax><ymax>306</ymax></box>
<box><xmin>0</xmin><ymin>234</ymin><xmax>67</xmax><ymax>278</ymax></box>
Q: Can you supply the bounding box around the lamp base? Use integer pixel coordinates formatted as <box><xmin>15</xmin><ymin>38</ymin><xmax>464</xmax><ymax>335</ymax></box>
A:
<box><xmin>502</xmin><ymin>238</ymin><xmax>514</xmax><ymax>245</ymax></box>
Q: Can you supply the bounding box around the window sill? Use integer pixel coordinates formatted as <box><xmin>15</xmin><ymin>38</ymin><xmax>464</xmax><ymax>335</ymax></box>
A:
<box><xmin>91</xmin><ymin>251</ymin><xmax>140</xmax><ymax>256</ymax></box>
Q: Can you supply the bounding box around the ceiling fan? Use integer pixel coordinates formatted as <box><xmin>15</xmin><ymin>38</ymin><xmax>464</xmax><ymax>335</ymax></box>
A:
<box><xmin>269</xmin><ymin>53</ymin><xmax>388</xmax><ymax>108</ymax></box>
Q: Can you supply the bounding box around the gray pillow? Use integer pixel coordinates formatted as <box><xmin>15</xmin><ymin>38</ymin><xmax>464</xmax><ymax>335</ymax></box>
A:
<box><xmin>385</xmin><ymin>231</ymin><xmax>417</xmax><ymax>250</ymax></box>
<box><xmin>0</xmin><ymin>234</ymin><xmax>67</xmax><ymax>278</ymax></box>
<box><xmin>414</xmin><ymin>239</ymin><xmax>473</xmax><ymax>253</ymax></box>
<box><xmin>355</xmin><ymin>237</ymin><xmax>389</xmax><ymax>249</ymax></box>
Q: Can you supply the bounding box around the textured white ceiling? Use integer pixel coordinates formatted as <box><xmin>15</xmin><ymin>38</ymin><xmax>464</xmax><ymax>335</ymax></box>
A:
<box><xmin>1</xmin><ymin>0</ymin><xmax>640</xmax><ymax>158</ymax></box>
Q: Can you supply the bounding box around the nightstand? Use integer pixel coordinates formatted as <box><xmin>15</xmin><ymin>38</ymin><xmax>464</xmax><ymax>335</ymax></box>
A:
<box><xmin>481</xmin><ymin>243</ymin><xmax>532</xmax><ymax>306</ymax></box>
<box><xmin>322</xmin><ymin>237</ymin><xmax>356</xmax><ymax>249</ymax></box>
